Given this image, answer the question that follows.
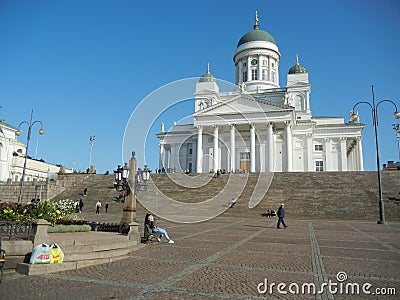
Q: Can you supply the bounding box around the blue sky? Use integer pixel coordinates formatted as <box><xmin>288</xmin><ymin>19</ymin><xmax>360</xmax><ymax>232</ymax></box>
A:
<box><xmin>0</xmin><ymin>0</ymin><xmax>399</xmax><ymax>173</ymax></box>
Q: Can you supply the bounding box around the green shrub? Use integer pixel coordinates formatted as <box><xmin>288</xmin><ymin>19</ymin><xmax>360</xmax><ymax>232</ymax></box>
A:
<box><xmin>47</xmin><ymin>224</ymin><xmax>92</xmax><ymax>233</ymax></box>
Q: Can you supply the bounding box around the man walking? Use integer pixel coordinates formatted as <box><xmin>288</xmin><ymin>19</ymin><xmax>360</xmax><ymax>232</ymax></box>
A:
<box><xmin>95</xmin><ymin>200</ymin><xmax>101</xmax><ymax>214</ymax></box>
<box><xmin>277</xmin><ymin>203</ymin><xmax>287</xmax><ymax>229</ymax></box>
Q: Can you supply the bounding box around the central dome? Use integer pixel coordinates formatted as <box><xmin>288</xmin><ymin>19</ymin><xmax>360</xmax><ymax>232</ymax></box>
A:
<box><xmin>237</xmin><ymin>11</ymin><xmax>276</xmax><ymax>47</ymax></box>
<box><xmin>237</xmin><ymin>27</ymin><xmax>276</xmax><ymax>47</ymax></box>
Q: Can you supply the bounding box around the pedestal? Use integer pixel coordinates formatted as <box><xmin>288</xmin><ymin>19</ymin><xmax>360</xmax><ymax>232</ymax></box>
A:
<box><xmin>120</xmin><ymin>154</ymin><xmax>137</xmax><ymax>225</ymax></box>
<box><xmin>29</xmin><ymin>219</ymin><xmax>50</xmax><ymax>247</ymax></box>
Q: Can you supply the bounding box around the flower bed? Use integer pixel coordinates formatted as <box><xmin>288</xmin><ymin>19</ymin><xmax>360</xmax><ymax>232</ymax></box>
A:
<box><xmin>0</xmin><ymin>199</ymin><xmax>76</xmax><ymax>224</ymax></box>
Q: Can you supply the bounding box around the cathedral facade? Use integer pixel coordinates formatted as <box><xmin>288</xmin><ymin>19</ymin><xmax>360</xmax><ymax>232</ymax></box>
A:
<box><xmin>157</xmin><ymin>14</ymin><xmax>364</xmax><ymax>173</ymax></box>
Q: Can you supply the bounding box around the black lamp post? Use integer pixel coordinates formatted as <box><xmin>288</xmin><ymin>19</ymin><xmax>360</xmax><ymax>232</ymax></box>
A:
<box><xmin>350</xmin><ymin>86</ymin><xmax>400</xmax><ymax>224</ymax></box>
<box><xmin>393</xmin><ymin>123</ymin><xmax>400</xmax><ymax>162</ymax></box>
<box><xmin>16</xmin><ymin>110</ymin><xmax>44</xmax><ymax>203</ymax></box>
<box><xmin>114</xmin><ymin>163</ymin><xmax>130</xmax><ymax>202</ymax></box>
<box><xmin>136</xmin><ymin>164</ymin><xmax>150</xmax><ymax>192</ymax></box>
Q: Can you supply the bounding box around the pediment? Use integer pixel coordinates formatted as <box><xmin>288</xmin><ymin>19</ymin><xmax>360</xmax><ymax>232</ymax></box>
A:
<box><xmin>195</xmin><ymin>94</ymin><xmax>291</xmax><ymax>116</ymax></box>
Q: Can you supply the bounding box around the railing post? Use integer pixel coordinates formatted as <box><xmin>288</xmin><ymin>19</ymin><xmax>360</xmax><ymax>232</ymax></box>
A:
<box><xmin>29</xmin><ymin>219</ymin><xmax>50</xmax><ymax>247</ymax></box>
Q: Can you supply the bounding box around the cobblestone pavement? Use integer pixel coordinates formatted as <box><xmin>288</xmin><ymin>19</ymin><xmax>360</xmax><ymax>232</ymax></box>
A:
<box><xmin>1</xmin><ymin>217</ymin><xmax>399</xmax><ymax>299</ymax></box>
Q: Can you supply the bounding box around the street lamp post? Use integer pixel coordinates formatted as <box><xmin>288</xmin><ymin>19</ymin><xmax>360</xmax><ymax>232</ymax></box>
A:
<box><xmin>350</xmin><ymin>86</ymin><xmax>400</xmax><ymax>224</ymax></box>
<box><xmin>393</xmin><ymin>123</ymin><xmax>400</xmax><ymax>162</ymax></box>
<box><xmin>114</xmin><ymin>163</ymin><xmax>130</xmax><ymax>203</ymax></box>
<box><xmin>88</xmin><ymin>135</ymin><xmax>95</xmax><ymax>171</ymax></box>
<box><xmin>16</xmin><ymin>110</ymin><xmax>44</xmax><ymax>203</ymax></box>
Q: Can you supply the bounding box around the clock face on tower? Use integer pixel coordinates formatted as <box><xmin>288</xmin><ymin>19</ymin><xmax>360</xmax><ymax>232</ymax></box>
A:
<box><xmin>251</xmin><ymin>59</ymin><xmax>258</xmax><ymax>66</ymax></box>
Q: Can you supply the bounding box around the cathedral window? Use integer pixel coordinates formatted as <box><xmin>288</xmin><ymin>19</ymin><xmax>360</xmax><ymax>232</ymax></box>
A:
<box><xmin>263</xmin><ymin>60</ymin><xmax>268</xmax><ymax>66</ymax></box>
<box><xmin>271</xmin><ymin>70</ymin><xmax>276</xmax><ymax>82</ymax></box>
<box><xmin>242</xmin><ymin>71</ymin><xmax>248</xmax><ymax>82</ymax></box>
<box><xmin>314</xmin><ymin>145</ymin><xmax>323</xmax><ymax>151</ymax></box>
<box><xmin>251</xmin><ymin>69</ymin><xmax>258</xmax><ymax>80</ymax></box>
<box><xmin>262</xmin><ymin>69</ymin><xmax>268</xmax><ymax>80</ymax></box>
<box><xmin>315</xmin><ymin>160</ymin><xmax>324</xmax><ymax>172</ymax></box>
<box><xmin>242</xmin><ymin>62</ymin><xmax>247</xmax><ymax>68</ymax></box>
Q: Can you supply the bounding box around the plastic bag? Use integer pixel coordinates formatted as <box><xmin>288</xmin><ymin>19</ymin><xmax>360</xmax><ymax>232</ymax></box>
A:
<box><xmin>49</xmin><ymin>243</ymin><xmax>64</xmax><ymax>264</ymax></box>
<box><xmin>30</xmin><ymin>243</ymin><xmax>51</xmax><ymax>264</ymax></box>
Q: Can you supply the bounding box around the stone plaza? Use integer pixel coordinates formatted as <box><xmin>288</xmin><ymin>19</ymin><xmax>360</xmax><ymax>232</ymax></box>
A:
<box><xmin>1</xmin><ymin>213</ymin><xmax>399</xmax><ymax>299</ymax></box>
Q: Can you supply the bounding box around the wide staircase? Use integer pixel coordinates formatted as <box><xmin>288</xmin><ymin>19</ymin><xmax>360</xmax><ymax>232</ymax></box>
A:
<box><xmin>51</xmin><ymin>174</ymin><xmax>125</xmax><ymax>214</ymax></box>
<box><xmin>140</xmin><ymin>172</ymin><xmax>400</xmax><ymax>221</ymax></box>
<box><xmin>50</xmin><ymin>172</ymin><xmax>400</xmax><ymax>221</ymax></box>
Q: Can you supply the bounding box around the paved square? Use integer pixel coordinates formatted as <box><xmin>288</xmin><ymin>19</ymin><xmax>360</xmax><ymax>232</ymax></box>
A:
<box><xmin>1</xmin><ymin>217</ymin><xmax>399</xmax><ymax>299</ymax></box>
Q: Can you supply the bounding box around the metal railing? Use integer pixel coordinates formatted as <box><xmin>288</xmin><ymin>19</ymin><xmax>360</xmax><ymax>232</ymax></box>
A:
<box><xmin>0</xmin><ymin>221</ymin><xmax>32</xmax><ymax>240</ymax></box>
<box><xmin>90</xmin><ymin>222</ymin><xmax>130</xmax><ymax>234</ymax></box>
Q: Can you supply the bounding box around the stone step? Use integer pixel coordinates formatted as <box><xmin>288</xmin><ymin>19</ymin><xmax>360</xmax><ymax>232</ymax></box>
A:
<box><xmin>60</xmin><ymin>240</ymin><xmax>137</xmax><ymax>254</ymax></box>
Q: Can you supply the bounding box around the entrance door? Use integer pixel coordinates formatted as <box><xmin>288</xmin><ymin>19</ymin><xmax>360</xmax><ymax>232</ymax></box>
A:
<box><xmin>240</xmin><ymin>152</ymin><xmax>250</xmax><ymax>172</ymax></box>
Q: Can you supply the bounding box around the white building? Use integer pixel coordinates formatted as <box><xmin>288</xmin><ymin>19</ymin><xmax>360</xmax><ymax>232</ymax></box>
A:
<box><xmin>0</xmin><ymin>119</ymin><xmax>70</xmax><ymax>182</ymax></box>
<box><xmin>157</xmin><ymin>13</ymin><xmax>364</xmax><ymax>173</ymax></box>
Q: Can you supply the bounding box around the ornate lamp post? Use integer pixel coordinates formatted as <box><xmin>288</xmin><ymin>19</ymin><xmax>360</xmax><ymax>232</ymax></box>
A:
<box><xmin>16</xmin><ymin>110</ymin><xmax>44</xmax><ymax>203</ymax></box>
<box><xmin>114</xmin><ymin>163</ymin><xmax>130</xmax><ymax>203</ymax></box>
<box><xmin>393</xmin><ymin>123</ymin><xmax>400</xmax><ymax>162</ymax></box>
<box><xmin>136</xmin><ymin>164</ymin><xmax>150</xmax><ymax>192</ymax></box>
<box><xmin>88</xmin><ymin>135</ymin><xmax>95</xmax><ymax>171</ymax></box>
<box><xmin>350</xmin><ymin>86</ymin><xmax>400</xmax><ymax>224</ymax></box>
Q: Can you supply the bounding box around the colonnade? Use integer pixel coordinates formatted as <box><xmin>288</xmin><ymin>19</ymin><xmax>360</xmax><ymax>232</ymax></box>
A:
<box><xmin>195</xmin><ymin>122</ymin><xmax>292</xmax><ymax>173</ymax></box>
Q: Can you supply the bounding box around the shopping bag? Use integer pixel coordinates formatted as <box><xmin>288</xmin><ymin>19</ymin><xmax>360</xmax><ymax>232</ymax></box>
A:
<box><xmin>49</xmin><ymin>243</ymin><xmax>64</xmax><ymax>264</ymax></box>
<box><xmin>30</xmin><ymin>243</ymin><xmax>51</xmax><ymax>264</ymax></box>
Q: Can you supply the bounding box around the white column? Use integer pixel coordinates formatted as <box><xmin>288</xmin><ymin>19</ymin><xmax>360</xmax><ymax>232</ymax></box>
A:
<box><xmin>213</xmin><ymin>126</ymin><xmax>219</xmax><ymax>172</ymax></box>
<box><xmin>159</xmin><ymin>143</ymin><xmax>164</xmax><ymax>169</ymax></box>
<box><xmin>357</xmin><ymin>137</ymin><xmax>364</xmax><ymax>171</ymax></box>
<box><xmin>285</xmin><ymin>121</ymin><xmax>293</xmax><ymax>172</ymax></box>
<box><xmin>350</xmin><ymin>146</ymin><xmax>355</xmax><ymax>171</ymax></box>
<box><xmin>340</xmin><ymin>137</ymin><xmax>348</xmax><ymax>171</ymax></box>
<box><xmin>250</xmin><ymin>124</ymin><xmax>256</xmax><ymax>172</ymax></box>
<box><xmin>170</xmin><ymin>144</ymin><xmax>176</xmax><ymax>172</ymax></box>
<box><xmin>164</xmin><ymin>147</ymin><xmax>169</xmax><ymax>171</ymax></box>
<box><xmin>230</xmin><ymin>124</ymin><xmax>235</xmax><ymax>173</ymax></box>
<box><xmin>258</xmin><ymin>54</ymin><xmax>262</xmax><ymax>81</ymax></box>
<box><xmin>267</xmin><ymin>122</ymin><xmax>274</xmax><ymax>172</ymax></box>
<box><xmin>196</xmin><ymin>126</ymin><xmax>203</xmax><ymax>173</ymax></box>
<box><xmin>325</xmin><ymin>138</ymin><xmax>332</xmax><ymax>171</ymax></box>
<box><xmin>307</xmin><ymin>134</ymin><xmax>313</xmax><ymax>171</ymax></box>
<box><xmin>247</xmin><ymin>56</ymin><xmax>251</xmax><ymax>81</ymax></box>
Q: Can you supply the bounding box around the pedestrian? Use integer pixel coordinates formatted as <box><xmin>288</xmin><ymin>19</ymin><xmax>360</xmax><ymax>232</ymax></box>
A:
<box><xmin>277</xmin><ymin>203</ymin><xmax>287</xmax><ymax>229</ymax></box>
<box><xmin>75</xmin><ymin>200</ymin><xmax>80</xmax><ymax>213</ymax></box>
<box><xmin>105</xmin><ymin>202</ymin><xmax>109</xmax><ymax>213</ymax></box>
<box><xmin>83</xmin><ymin>187</ymin><xmax>88</xmax><ymax>196</ymax></box>
<box><xmin>95</xmin><ymin>200</ymin><xmax>101</xmax><ymax>214</ymax></box>
<box><xmin>145</xmin><ymin>214</ymin><xmax>174</xmax><ymax>244</ymax></box>
<box><xmin>79</xmin><ymin>199</ymin><xmax>84</xmax><ymax>213</ymax></box>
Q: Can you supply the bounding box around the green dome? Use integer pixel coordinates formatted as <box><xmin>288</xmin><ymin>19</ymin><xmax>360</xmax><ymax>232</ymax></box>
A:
<box><xmin>199</xmin><ymin>63</ymin><xmax>216</xmax><ymax>82</ymax></box>
<box><xmin>288</xmin><ymin>54</ymin><xmax>308</xmax><ymax>74</ymax></box>
<box><xmin>237</xmin><ymin>26</ymin><xmax>276</xmax><ymax>47</ymax></box>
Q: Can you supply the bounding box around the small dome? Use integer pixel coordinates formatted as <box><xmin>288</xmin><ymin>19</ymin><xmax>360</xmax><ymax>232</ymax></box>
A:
<box><xmin>199</xmin><ymin>63</ymin><xmax>216</xmax><ymax>82</ymax></box>
<box><xmin>288</xmin><ymin>54</ymin><xmax>308</xmax><ymax>74</ymax></box>
<box><xmin>237</xmin><ymin>12</ymin><xmax>276</xmax><ymax>47</ymax></box>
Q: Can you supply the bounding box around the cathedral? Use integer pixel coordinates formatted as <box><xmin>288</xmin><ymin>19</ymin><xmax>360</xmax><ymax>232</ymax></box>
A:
<box><xmin>157</xmin><ymin>13</ymin><xmax>364</xmax><ymax>173</ymax></box>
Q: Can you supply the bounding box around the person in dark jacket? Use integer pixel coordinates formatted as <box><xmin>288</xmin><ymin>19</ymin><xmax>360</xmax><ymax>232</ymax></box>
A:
<box><xmin>277</xmin><ymin>204</ymin><xmax>287</xmax><ymax>229</ymax></box>
<box><xmin>145</xmin><ymin>214</ymin><xmax>174</xmax><ymax>244</ymax></box>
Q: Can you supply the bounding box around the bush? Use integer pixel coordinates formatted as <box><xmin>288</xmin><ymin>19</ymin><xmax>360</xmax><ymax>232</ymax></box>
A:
<box><xmin>47</xmin><ymin>224</ymin><xmax>92</xmax><ymax>233</ymax></box>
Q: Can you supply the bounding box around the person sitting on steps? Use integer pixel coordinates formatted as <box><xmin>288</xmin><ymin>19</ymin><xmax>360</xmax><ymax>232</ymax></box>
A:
<box><xmin>145</xmin><ymin>214</ymin><xmax>174</xmax><ymax>244</ymax></box>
